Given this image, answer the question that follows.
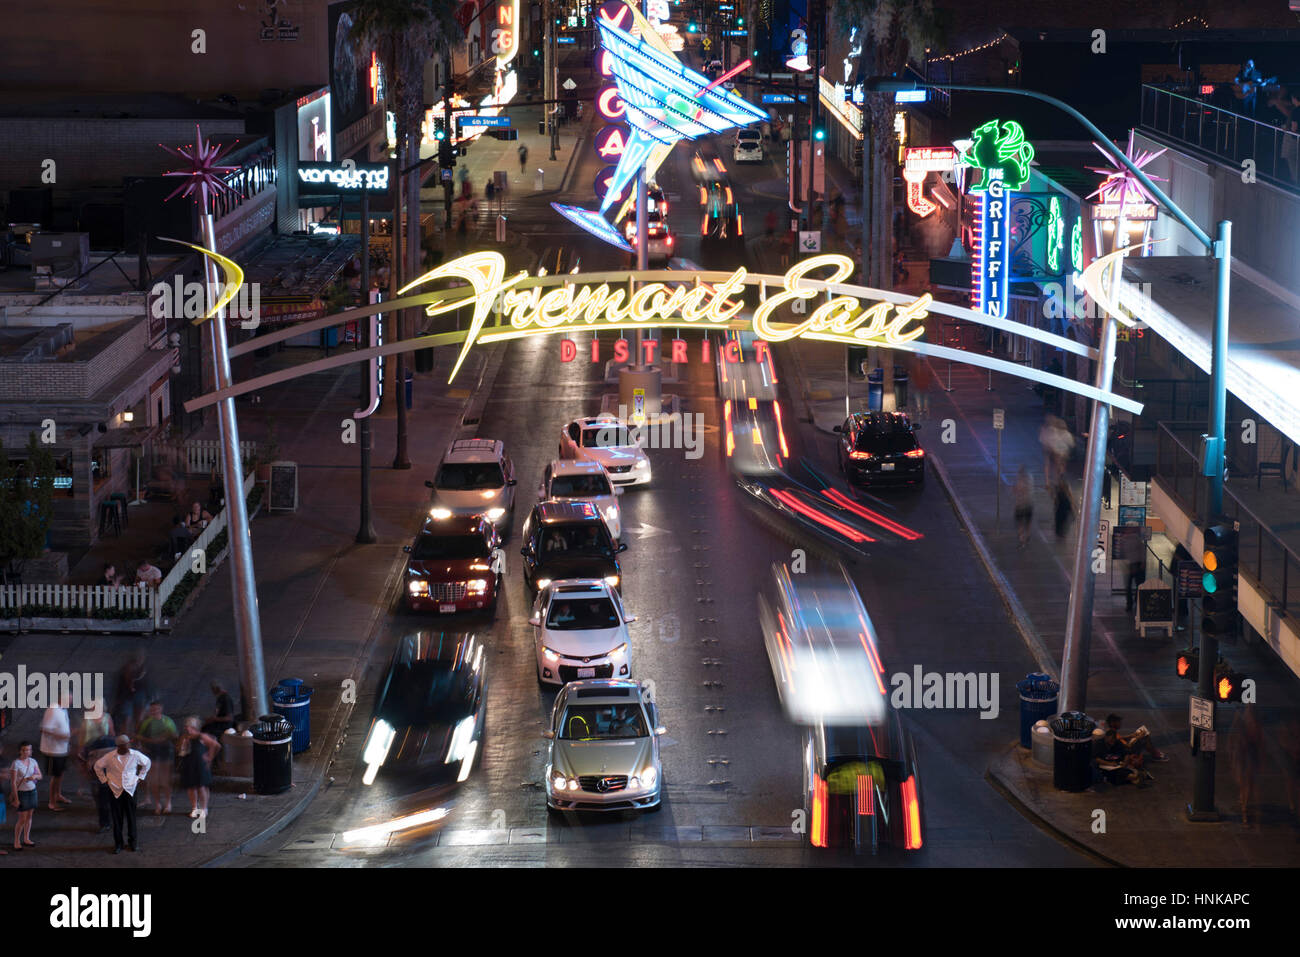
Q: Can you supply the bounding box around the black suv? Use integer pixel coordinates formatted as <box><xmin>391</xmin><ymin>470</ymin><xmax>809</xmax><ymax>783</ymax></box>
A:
<box><xmin>835</xmin><ymin>412</ymin><xmax>925</xmax><ymax>488</ymax></box>
<box><xmin>520</xmin><ymin>500</ymin><xmax>627</xmax><ymax>595</ymax></box>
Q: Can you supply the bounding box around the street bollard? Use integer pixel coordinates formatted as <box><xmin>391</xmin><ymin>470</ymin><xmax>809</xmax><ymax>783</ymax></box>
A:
<box><xmin>535</xmin><ymin>168</ymin><xmax>545</xmax><ymax>191</ymax></box>
<box><xmin>497</xmin><ymin>214</ymin><xmax>507</xmax><ymax>243</ymax></box>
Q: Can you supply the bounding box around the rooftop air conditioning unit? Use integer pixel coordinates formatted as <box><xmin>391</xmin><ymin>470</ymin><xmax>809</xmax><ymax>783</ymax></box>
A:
<box><xmin>29</xmin><ymin>232</ymin><xmax>90</xmax><ymax>280</ymax></box>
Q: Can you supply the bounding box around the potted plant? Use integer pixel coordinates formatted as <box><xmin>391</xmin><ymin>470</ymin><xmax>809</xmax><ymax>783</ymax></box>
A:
<box><xmin>255</xmin><ymin>419</ymin><xmax>280</xmax><ymax>484</ymax></box>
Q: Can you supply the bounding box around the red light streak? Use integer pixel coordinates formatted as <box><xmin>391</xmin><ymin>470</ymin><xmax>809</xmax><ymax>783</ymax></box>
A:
<box><xmin>820</xmin><ymin>488</ymin><xmax>923</xmax><ymax>540</ymax></box>
<box><xmin>770</xmin><ymin>489</ymin><xmax>874</xmax><ymax>542</ymax></box>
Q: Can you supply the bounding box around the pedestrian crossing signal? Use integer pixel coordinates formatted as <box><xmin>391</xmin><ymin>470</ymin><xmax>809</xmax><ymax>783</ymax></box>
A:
<box><xmin>1175</xmin><ymin>649</ymin><xmax>1198</xmax><ymax>680</ymax></box>
<box><xmin>1214</xmin><ymin>666</ymin><xmax>1247</xmax><ymax>702</ymax></box>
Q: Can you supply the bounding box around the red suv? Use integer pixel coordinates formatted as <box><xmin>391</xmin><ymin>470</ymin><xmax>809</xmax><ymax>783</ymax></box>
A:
<box><xmin>404</xmin><ymin>515</ymin><xmax>503</xmax><ymax>614</ymax></box>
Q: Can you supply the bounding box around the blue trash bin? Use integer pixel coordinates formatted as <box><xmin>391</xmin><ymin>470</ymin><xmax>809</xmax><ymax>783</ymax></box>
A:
<box><xmin>271</xmin><ymin>678</ymin><xmax>314</xmax><ymax>754</ymax></box>
<box><xmin>1016</xmin><ymin>673</ymin><xmax>1059</xmax><ymax>748</ymax></box>
<box><xmin>404</xmin><ymin>370</ymin><xmax>414</xmax><ymax>410</ymax></box>
<box><xmin>867</xmin><ymin>367</ymin><xmax>883</xmax><ymax>411</ymax></box>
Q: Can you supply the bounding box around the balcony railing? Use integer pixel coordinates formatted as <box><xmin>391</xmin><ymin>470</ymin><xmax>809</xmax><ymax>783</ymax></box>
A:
<box><xmin>1140</xmin><ymin>84</ymin><xmax>1300</xmax><ymax>192</ymax></box>
<box><xmin>1155</xmin><ymin>422</ymin><xmax>1300</xmax><ymax>615</ymax></box>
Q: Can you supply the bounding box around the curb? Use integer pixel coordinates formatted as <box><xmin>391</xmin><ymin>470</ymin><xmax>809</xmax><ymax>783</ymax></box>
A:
<box><xmin>984</xmin><ymin>756</ymin><xmax>1122</xmax><ymax>868</ymax></box>
<box><xmin>927</xmin><ymin>448</ymin><xmax>1060</xmax><ymax>679</ymax></box>
<box><xmin>200</xmin><ymin>350</ymin><xmax>508</xmax><ymax>866</ymax></box>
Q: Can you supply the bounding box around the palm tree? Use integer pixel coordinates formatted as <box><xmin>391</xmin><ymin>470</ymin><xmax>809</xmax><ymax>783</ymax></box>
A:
<box><xmin>832</xmin><ymin>0</ymin><xmax>939</xmax><ymax>409</ymax></box>
<box><xmin>353</xmin><ymin>0</ymin><xmax>462</xmax><ymax>469</ymax></box>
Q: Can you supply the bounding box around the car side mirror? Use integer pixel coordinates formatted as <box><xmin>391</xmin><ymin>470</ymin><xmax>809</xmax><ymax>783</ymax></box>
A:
<box><xmin>528</xmin><ymin>615</ymin><xmax>541</xmax><ymax>626</ymax></box>
<box><xmin>424</xmin><ymin>480</ymin><xmax>434</xmax><ymax>488</ymax></box>
<box><xmin>618</xmin><ymin>542</ymin><xmax>628</xmax><ymax>553</ymax></box>
<box><xmin>655</xmin><ymin>726</ymin><xmax>667</xmax><ymax>736</ymax></box>
<box><xmin>507</xmin><ymin>478</ymin><xmax>517</xmax><ymax>486</ymax></box>
<box><xmin>614</xmin><ymin>487</ymin><xmax>623</xmax><ymax>496</ymax></box>
<box><xmin>624</xmin><ymin>614</ymin><xmax>637</xmax><ymax>623</ymax></box>
<box><xmin>402</xmin><ymin>545</ymin><xmax>411</xmax><ymax>553</ymax></box>
<box><xmin>832</xmin><ymin>425</ymin><xmax>843</xmax><ymax>433</ymax></box>
<box><xmin>541</xmin><ymin>730</ymin><xmax>554</xmax><ymax>740</ymax></box>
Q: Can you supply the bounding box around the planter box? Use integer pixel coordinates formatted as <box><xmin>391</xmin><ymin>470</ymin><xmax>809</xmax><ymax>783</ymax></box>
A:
<box><xmin>27</xmin><ymin>617</ymin><xmax>91</xmax><ymax>633</ymax></box>
<box><xmin>0</xmin><ymin>618</ymin><xmax>20</xmax><ymax>633</ymax></box>
<box><xmin>23</xmin><ymin>617</ymin><xmax>154</xmax><ymax>634</ymax></box>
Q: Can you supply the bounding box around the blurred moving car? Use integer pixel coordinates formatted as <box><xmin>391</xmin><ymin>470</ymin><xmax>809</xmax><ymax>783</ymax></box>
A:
<box><xmin>530</xmin><ymin>579</ymin><xmax>635</xmax><ymax>686</ymax></box>
<box><xmin>520</xmin><ymin>500</ymin><xmax>627</xmax><ymax>596</ymax></box>
<box><xmin>717</xmin><ymin>331</ymin><xmax>788</xmax><ymax>474</ymax></box>
<box><xmin>733</xmin><ymin>128</ymin><xmax>764</xmax><ymax>163</ymax></box>
<box><xmin>757</xmin><ymin>561</ymin><xmax>923</xmax><ymax>852</ymax></box>
<box><xmin>835</xmin><ymin>411</ymin><xmax>925</xmax><ymax>488</ymax></box>
<box><xmin>544</xmin><ymin>679</ymin><xmax>664</xmax><ymax>813</ymax></box>
<box><xmin>558</xmin><ymin>414</ymin><xmax>652</xmax><ymax>486</ymax></box>
<box><xmin>647</xmin><ymin>181</ymin><xmax>668</xmax><ymax>216</ymax></box>
<box><xmin>404</xmin><ymin>515</ymin><xmax>503</xmax><ymax>614</ymax></box>
<box><xmin>538</xmin><ymin>459</ymin><xmax>624</xmax><ymax>539</ymax></box>
<box><xmin>625</xmin><ymin>208</ymin><xmax>674</xmax><ymax>264</ymax></box>
<box><xmin>700</xmin><ymin>180</ymin><xmax>742</xmax><ymax>249</ymax></box>
<box><xmin>426</xmin><ymin>438</ymin><xmax>518</xmax><ymax>537</ymax></box>
<box><xmin>360</xmin><ymin>631</ymin><xmax>486</xmax><ymax>786</ymax></box>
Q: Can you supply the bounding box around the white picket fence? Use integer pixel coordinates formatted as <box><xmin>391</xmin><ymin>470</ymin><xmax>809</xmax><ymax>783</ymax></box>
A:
<box><xmin>0</xmin><ymin>583</ymin><xmax>156</xmax><ymax>620</ymax></box>
<box><xmin>154</xmin><ymin>467</ymin><xmax>257</xmax><ymax>624</ymax></box>
<box><xmin>185</xmin><ymin>439</ymin><xmax>260</xmax><ymax>476</ymax></box>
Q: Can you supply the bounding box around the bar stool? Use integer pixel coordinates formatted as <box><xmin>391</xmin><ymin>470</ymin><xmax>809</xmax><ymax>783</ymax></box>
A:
<box><xmin>98</xmin><ymin>500</ymin><xmax>121</xmax><ymax>537</ymax></box>
<box><xmin>108</xmin><ymin>492</ymin><xmax>129</xmax><ymax>529</ymax></box>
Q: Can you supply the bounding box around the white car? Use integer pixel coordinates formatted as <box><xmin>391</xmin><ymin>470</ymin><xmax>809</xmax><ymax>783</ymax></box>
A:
<box><xmin>538</xmin><ymin>459</ymin><xmax>624</xmax><ymax>540</ymax></box>
<box><xmin>559</xmin><ymin>415</ymin><xmax>652</xmax><ymax>486</ymax></box>
<box><xmin>625</xmin><ymin>208</ymin><xmax>674</xmax><ymax>264</ymax></box>
<box><xmin>544</xmin><ymin>678</ymin><xmax>664</xmax><ymax>813</ymax></box>
<box><xmin>733</xmin><ymin>128</ymin><xmax>763</xmax><ymax>163</ymax></box>
<box><xmin>530</xmin><ymin>579</ymin><xmax>635</xmax><ymax>687</ymax></box>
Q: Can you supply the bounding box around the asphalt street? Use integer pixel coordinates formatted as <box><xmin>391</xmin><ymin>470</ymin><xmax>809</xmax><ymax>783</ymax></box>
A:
<box><xmin>234</xmin><ymin>127</ymin><xmax>1086</xmax><ymax>867</ymax></box>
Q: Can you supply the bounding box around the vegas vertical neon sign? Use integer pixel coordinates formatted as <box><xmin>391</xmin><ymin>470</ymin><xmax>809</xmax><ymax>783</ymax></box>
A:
<box><xmin>961</xmin><ymin>119</ymin><xmax>1033</xmax><ymax>320</ymax></box>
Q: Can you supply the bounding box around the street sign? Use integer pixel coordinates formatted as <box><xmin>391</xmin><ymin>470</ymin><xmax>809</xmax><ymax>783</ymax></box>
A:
<box><xmin>1118</xmin><ymin>505</ymin><xmax>1146</xmax><ymax>526</ymax></box>
<box><xmin>761</xmin><ymin>93</ymin><xmax>808</xmax><ymax>104</ymax></box>
<box><xmin>562</xmin><ymin>78</ymin><xmax>577</xmax><ymax>90</ymax></box>
<box><xmin>461</xmin><ymin>115</ymin><xmax>511</xmax><ymax>128</ymax></box>
<box><xmin>1201</xmin><ymin>730</ymin><xmax>1217</xmax><ymax>752</ymax></box>
<box><xmin>701</xmin><ymin>37</ymin><xmax>712</xmax><ymax>50</ymax></box>
<box><xmin>557</xmin><ymin>36</ymin><xmax>576</xmax><ymax>44</ymax></box>
<box><xmin>633</xmin><ymin>388</ymin><xmax>646</xmax><ymax>422</ymax></box>
<box><xmin>1189</xmin><ymin>695</ymin><xmax>1214</xmax><ymax>731</ymax></box>
<box><xmin>798</xmin><ymin>231</ymin><xmax>820</xmax><ymax>252</ymax></box>
<box><xmin>1177</xmin><ymin>560</ymin><xmax>1204</xmax><ymax>598</ymax></box>
<box><xmin>992</xmin><ymin>408</ymin><xmax>1005</xmax><ymax>430</ymax></box>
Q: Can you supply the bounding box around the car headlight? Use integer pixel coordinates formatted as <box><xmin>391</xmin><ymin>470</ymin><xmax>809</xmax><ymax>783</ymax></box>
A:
<box><xmin>485</xmin><ymin>507</ymin><xmax>506</xmax><ymax>522</ymax></box>
<box><xmin>536</xmin><ymin>578</ymin><xmax>552</xmax><ymax>590</ymax></box>
<box><xmin>362</xmin><ymin>720</ymin><xmax>397</xmax><ymax>785</ymax></box>
<box><xmin>542</xmin><ymin>646</ymin><xmax>560</xmax><ymax>663</ymax></box>
<box><xmin>445</xmin><ymin>715</ymin><xmax>476</xmax><ymax>765</ymax></box>
<box><xmin>408</xmin><ymin>580</ymin><xmax>429</xmax><ymax>597</ymax></box>
<box><xmin>430</xmin><ymin>507</ymin><xmax>452</xmax><ymax>520</ymax></box>
<box><xmin>633</xmin><ymin>458</ymin><xmax>648</xmax><ymax>469</ymax></box>
<box><xmin>603</xmin><ymin>505</ymin><xmax>619</xmax><ymax>523</ymax></box>
<box><xmin>609</xmin><ymin>642</ymin><xmax>628</xmax><ymax>660</ymax></box>
<box><xmin>604</xmin><ymin>575</ymin><xmax>619</xmax><ymax>588</ymax></box>
<box><xmin>466</xmin><ymin>578</ymin><xmax>488</xmax><ymax>595</ymax></box>
<box><xmin>551</xmin><ymin>772</ymin><xmax>568</xmax><ymax>791</ymax></box>
<box><xmin>640</xmin><ymin>765</ymin><xmax>658</xmax><ymax>788</ymax></box>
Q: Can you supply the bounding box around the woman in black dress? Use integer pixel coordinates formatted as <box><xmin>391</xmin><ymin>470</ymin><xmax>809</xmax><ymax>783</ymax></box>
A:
<box><xmin>176</xmin><ymin>718</ymin><xmax>219</xmax><ymax>818</ymax></box>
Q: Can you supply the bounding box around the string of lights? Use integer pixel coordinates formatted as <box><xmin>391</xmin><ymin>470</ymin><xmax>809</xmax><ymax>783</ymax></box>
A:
<box><xmin>1171</xmin><ymin>15</ymin><xmax>1209</xmax><ymax>29</ymax></box>
<box><xmin>930</xmin><ymin>32</ymin><xmax>1010</xmax><ymax>63</ymax></box>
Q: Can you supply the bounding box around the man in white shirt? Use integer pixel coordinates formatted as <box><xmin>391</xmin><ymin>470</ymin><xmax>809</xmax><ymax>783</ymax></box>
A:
<box><xmin>93</xmin><ymin>735</ymin><xmax>151</xmax><ymax>854</ymax></box>
<box><xmin>40</xmin><ymin>698</ymin><xmax>72</xmax><ymax>811</ymax></box>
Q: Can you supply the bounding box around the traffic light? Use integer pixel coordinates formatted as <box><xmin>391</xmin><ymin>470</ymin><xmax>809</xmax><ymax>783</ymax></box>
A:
<box><xmin>737</xmin><ymin>16</ymin><xmax>744</xmax><ymax>25</ymax></box>
<box><xmin>1200</xmin><ymin>522</ymin><xmax>1238</xmax><ymax>638</ymax></box>
<box><xmin>1214</xmin><ymin>662</ymin><xmax>1248</xmax><ymax>702</ymax></box>
<box><xmin>1175</xmin><ymin>648</ymin><xmax>1199</xmax><ymax>681</ymax></box>
<box><xmin>813</xmin><ymin>126</ymin><xmax>826</xmax><ymax>141</ymax></box>
<box><xmin>852</xmin><ymin>144</ymin><xmax>864</xmax><ymax>169</ymax></box>
<box><xmin>432</xmin><ymin>117</ymin><xmax>447</xmax><ymax>141</ymax></box>
<box><xmin>438</xmin><ymin>137</ymin><xmax>455</xmax><ymax>169</ymax></box>
<box><xmin>688</xmin><ymin>21</ymin><xmax>697</xmax><ymax>32</ymax></box>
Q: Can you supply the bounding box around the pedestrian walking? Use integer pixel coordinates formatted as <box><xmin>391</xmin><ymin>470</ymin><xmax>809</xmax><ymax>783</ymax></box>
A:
<box><xmin>1053</xmin><ymin>475</ymin><xmax>1074</xmax><ymax>539</ymax></box>
<box><xmin>177</xmin><ymin>718</ymin><xmax>219</xmax><ymax>818</ymax></box>
<box><xmin>136</xmin><ymin>700</ymin><xmax>176</xmax><ymax>815</ymax></box>
<box><xmin>518</xmin><ymin>143</ymin><xmax>528</xmax><ymax>173</ymax></box>
<box><xmin>40</xmin><ymin>696</ymin><xmax>72</xmax><ymax>811</ymax></box>
<box><xmin>10</xmin><ymin>741</ymin><xmax>41</xmax><ymax>850</ymax></box>
<box><xmin>1231</xmin><ymin>703</ymin><xmax>1263</xmax><ymax>827</ymax></box>
<box><xmin>81</xmin><ymin>731</ymin><xmax>118</xmax><ymax>834</ymax></box>
<box><xmin>93</xmin><ymin>735</ymin><xmax>150</xmax><ymax>854</ymax></box>
<box><xmin>1014</xmin><ymin>466</ymin><xmax>1034</xmax><ymax>547</ymax></box>
<box><xmin>74</xmin><ymin>711</ymin><xmax>114</xmax><ymax>797</ymax></box>
<box><xmin>114</xmin><ymin>650</ymin><xmax>150</xmax><ymax>735</ymax></box>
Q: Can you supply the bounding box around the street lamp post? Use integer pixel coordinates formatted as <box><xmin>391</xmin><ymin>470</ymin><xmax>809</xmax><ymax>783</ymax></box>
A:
<box><xmin>867</xmin><ymin>77</ymin><xmax>1231</xmax><ymax>817</ymax></box>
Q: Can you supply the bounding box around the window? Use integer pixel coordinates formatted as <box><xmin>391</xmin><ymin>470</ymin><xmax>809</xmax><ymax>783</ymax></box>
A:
<box><xmin>559</xmin><ymin>704</ymin><xmax>648</xmax><ymax>740</ymax></box>
<box><xmin>411</xmin><ymin>534</ymin><xmax>489</xmax><ymax>561</ymax></box>
<box><xmin>546</xmin><ymin>596</ymin><xmax>619</xmax><ymax>630</ymax></box>
<box><xmin>435</xmin><ymin>462</ymin><xmax>504</xmax><ymax>490</ymax></box>
<box><xmin>551</xmin><ymin>473</ymin><xmax>612</xmax><ymax>497</ymax></box>
<box><xmin>540</xmin><ymin>523</ymin><xmax>614</xmax><ymax>556</ymax></box>
<box><xmin>581</xmin><ymin>426</ymin><xmax>635</xmax><ymax>449</ymax></box>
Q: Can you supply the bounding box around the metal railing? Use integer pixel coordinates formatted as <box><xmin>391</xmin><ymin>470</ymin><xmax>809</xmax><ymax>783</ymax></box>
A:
<box><xmin>184</xmin><ymin>438</ymin><xmax>260</xmax><ymax>476</ymax></box>
<box><xmin>1155</xmin><ymin>422</ymin><xmax>1300</xmax><ymax>614</ymax></box>
<box><xmin>1140</xmin><ymin>84</ymin><xmax>1300</xmax><ymax>192</ymax></box>
<box><xmin>0</xmin><ymin>583</ymin><xmax>155</xmax><ymax>621</ymax></box>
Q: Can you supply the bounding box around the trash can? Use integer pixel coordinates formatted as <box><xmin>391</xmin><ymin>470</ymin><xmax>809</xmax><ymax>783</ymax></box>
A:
<box><xmin>1016</xmin><ymin>673</ymin><xmax>1060</xmax><ymax>748</ymax></box>
<box><xmin>1030</xmin><ymin>719</ymin><xmax>1054</xmax><ymax>767</ymax></box>
<box><xmin>221</xmin><ymin>727</ymin><xmax>254</xmax><ymax>779</ymax></box>
<box><xmin>414</xmin><ymin>347</ymin><xmax>434</xmax><ymax>373</ymax></box>
<box><xmin>893</xmin><ymin>365</ymin><xmax>909</xmax><ymax>410</ymax></box>
<box><xmin>251</xmin><ymin>714</ymin><xmax>293</xmax><ymax>795</ymax></box>
<box><xmin>271</xmin><ymin>678</ymin><xmax>314</xmax><ymax>754</ymax></box>
<box><xmin>404</xmin><ymin>369</ymin><xmax>414</xmax><ymax>409</ymax></box>
<box><xmin>538</xmin><ymin>120</ymin><xmax>546</xmax><ymax>135</ymax></box>
<box><xmin>1049</xmin><ymin>711</ymin><xmax>1097</xmax><ymax>792</ymax></box>
<box><xmin>867</xmin><ymin>367</ymin><xmax>883</xmax><ymax>411</ymax></box>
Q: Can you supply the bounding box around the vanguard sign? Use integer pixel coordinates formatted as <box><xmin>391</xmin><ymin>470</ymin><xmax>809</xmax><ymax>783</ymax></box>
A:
<box><xmin>297</xmin><ymin>161</ymin><xmax>389</xmax><ymax>192</ymax></box>
<box><xmin>181</xmin><ymin>249</ymin><xmax>1146</xmax><ymax>417</ymax></box>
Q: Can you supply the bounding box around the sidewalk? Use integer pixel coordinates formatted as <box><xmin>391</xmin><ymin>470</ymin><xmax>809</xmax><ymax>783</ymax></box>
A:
<box><xmin>785</xmin><ymin>337</ymin><xmax>1300</xmax><ymax>866</ymax></box>
<box><xmin>0</xmin><ymin>337</ymin><xmax>505</xmax><ymax>867</ymax></box>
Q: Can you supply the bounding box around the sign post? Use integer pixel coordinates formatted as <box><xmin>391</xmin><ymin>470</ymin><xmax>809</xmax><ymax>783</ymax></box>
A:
<box><xmin>993</xmin><ymin>408</ymin><xmax>1004</xmax><ymax>523</ymax></box>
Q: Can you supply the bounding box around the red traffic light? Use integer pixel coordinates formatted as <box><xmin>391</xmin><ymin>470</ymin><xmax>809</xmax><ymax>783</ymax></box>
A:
<box><xmin>1175</xmin><ymin>650</ymin><xmax>1198</xmax><ymax>680</ymax></box>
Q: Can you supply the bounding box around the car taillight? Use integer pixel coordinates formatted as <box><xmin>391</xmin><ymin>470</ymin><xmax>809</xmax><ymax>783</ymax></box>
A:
<box><xmin>666</xmin><ymin>235</ymin><xmax>673</xmax><ymax>246</ymax></box>
<box><xmin>774</xmin><ymin>401</ymin><xmax>790</xmax><ymax>458</ymax></box>
<box><xmin>902</xmin><ymin>775</ymin><xmax>922</xmax><ymax>850</ymax></box>
<box><xmin>848</xmin><ymin>450</ymin><xmax>874</xmax><ymax>460</ymax></box>
<box><xmin>857</xmin><ymin>774</ymin><xmax>875</xmax><ymax>816</ymax></box>
<box><xmin>905</xmin><ymin>448</ymin><xmax>925</xmax><ymax>458</ymax></box>
<box><xmin>811</xmin><ymin>775</ymin><xmax>828</xmax><ymax>848</ymax></box>
<box><xmin>724</xmin><ymin>399</ymin><xmax>734</xmax><ymax>457</ymax></box>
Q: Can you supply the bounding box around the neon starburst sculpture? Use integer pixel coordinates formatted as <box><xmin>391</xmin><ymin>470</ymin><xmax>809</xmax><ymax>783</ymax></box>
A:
<box><xmin>161</xmin><ymin>125</ymin><xmax>239</xmax><ymax>211</ymax></box>
<box><xmin>1086</xmin><ymin>134</ymin><xmax>1166</xmax><ymax>210</ymax></box>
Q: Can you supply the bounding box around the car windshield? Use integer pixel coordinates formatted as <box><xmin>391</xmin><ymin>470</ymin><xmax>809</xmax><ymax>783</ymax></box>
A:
<box><xmin>551</xmin><ymin>473</ymin><xmax>612</xmax><ymax>497</ymax></box>
<box><xmin>377</xmin><ymin>662</ymin><xmax>473</xmax><ymax>726</ymax></box>
<box><xmin>547</xmin><ymin>597</ymin><xmax>620</xmax><ymax>630</ymax></box>
<box><xmin>559</xmin><ymin>703</ymin><xmax>648</xmax><ymax>740</ymax></box>
<box><xmin>435</xmin><ymin>462</ymin><xmax>504</xmax><ymax>490</ymax></box>
<box><xmin>855</xmin><ymin>428</ymin><xmax>918</xmax><ymax>454</ymax></box>
<box><xmin>540</xmin><ymin>524</ymin><xmax>615</xmax><ymax>556</ymax></box>
<box><xmin>411</xmin><ymin>534</ymin><xmax>489</xmax><ymax>561</ymax></box>
<box><xmin>581</xmin><ymin>426</ymin><xmax>636</xmax><ymax>449</ymax></box>
<box><xmin>739</xmin><ymin>130</ymin><xmax>760</xmax><ymax>143</ymax></box>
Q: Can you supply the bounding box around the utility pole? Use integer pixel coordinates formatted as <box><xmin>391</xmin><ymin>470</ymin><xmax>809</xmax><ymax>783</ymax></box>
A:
<box><xmin>356</xmin><ymin>188</ymin><xmax>376</xmax><ymax>544</ymax></box>
<box><xmin>544</xmin><ymin>0</ymin><xmax>553</xmax><ymax>138</ymax></box>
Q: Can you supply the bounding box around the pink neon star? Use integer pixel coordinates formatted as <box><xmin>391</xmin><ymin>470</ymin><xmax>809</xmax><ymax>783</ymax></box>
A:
<box><xmin>160</xmin><ymin>125</ymin><xmax>239</xmax><ymax>211</ymax></box>
<box><xmin>1086</xmin><ymin>137</ymin><xmax>1167</xmax><ymax>210</ymax></box>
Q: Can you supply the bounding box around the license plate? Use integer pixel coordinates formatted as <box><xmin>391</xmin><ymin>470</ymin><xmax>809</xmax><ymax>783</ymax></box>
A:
<box><xmin>578</xmin><ymin>667</ymin><xmax>596</xmax><ymax>678</ymax></box>
<box><xmin>439</xmin><ymin>603</ymin><xmax>457</xmax><ymax>613</ymax></box>
<box><xmin>881</xmin><ymin>462</ymin><xmax>895</xmax><ymax>471</ymax></box>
